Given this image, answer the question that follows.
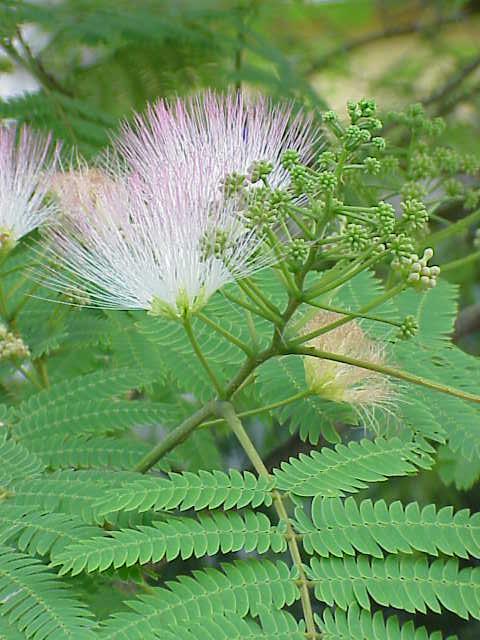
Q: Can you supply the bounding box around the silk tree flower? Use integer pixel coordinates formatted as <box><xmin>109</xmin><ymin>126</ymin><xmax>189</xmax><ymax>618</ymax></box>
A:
<box><xmin>302</xmin><ymin>311</ymin><xmax>395</xmax><ymax>430</ymax></box>
<box><xmin>40</xmin><ymin>91</ymin><xmax>318</xmax><ymax>318</ymax></box>
<box><xmin>0</xmin><ymin>124</ymin><xmax>59</xmax><ymax>256</ymax></box>
<box><xmin>113</xmin><ymin>90</ymin><xmax>318</xmax><ymax>204</ymax></box>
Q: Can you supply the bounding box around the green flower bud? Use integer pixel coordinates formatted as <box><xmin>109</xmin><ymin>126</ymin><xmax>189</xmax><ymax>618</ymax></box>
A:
<box><xmin>401</xmin><ymin>199</ymin><xmax>428</xmax><ymax>231</ymax></box>
<box><xmin>376</xmin><ymin>201</ymin><xmax>396</xmax><ymax>234</ymax></box>
<box><xmin>401</xmin><ymin>181</ymin><xmax>425</xmax><ymax>201</ymax></box>
<box><xmin>381</xmin><ymin>156</ymin><xmax>400</xmax><ymax>174</ymax></box>
<box><xmin>222</xmin><ymin>171</ymin><xmax>246</xmax><ymax>197</ymax></box>
<box><xmin>465</xmin><ymin>189</ymin><xmax>480</xmax><ymax>211</ymax></box>
<box><xmin>364</xmin><ymin>156</ymin><xmax>381</xmax><ymax>175</ymax></box>
<box><xmin>358</xmin><ymin>98</ymin><xmax>377</xmax><ymax>117</ymax></box>
<box><xmin>248</xmin><ymin>160</ymin><xmax>273</xmax><ymax>184</ymax></box>
<box><xmin>281</xmin><ymin>149</ymin><xmax>300</xmax><ymax>171</ymax></box>
<box><xmin>317</xmin><ymin>171</ymin><xmax>337</xmax><ymax>195</ymax></box>
<box><xmin>342</xmin><ymin>223</ymin><xmax>370</xmax><ymax>253</ymax></box>
<box><xmin>444</xmin><ymin>178</ymin><xmax>464</xmax><ymax>198</ymax></box>
<box><xmin>372</xmin><ymin>136</ymin><xmax>386</xmax><ymax>151</ymax></box>
<box><xmin>288</xmin><ymin>237</ymin><xmax>309</xmax><ymax>266</ymax></box>
<box><xmin>397</xmin><ymin>315</ymin><xmax>418</xmax><ymax>339</ymax></box>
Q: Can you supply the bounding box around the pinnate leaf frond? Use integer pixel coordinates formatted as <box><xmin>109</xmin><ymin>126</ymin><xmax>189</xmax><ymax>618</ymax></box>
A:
<box><xmin>0</xmin><ymin>545</ymin><xmax>96</xmax><ymax>640</ymax></box>
<box><xmin>52</xmin><ymin>511</ymin><xmax>286</xmax><ymax>575</ymax></box>
<box><xmin>308</xmin><ymin>554</ymin><xmax>480</xmax><ymax>619</ymax></box>
<box><xmin>273</xmin><ymin>437</ymin><xmax>433</xmax><ymax>497</ymax></box>
<box><xmin>93</xmin><ymin>469</ymin><xmax>275</xmax><ymax>516</ymax></box>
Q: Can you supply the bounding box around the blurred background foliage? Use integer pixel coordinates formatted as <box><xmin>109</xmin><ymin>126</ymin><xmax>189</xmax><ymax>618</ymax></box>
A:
<box><xmin>1</xmin><ymin>1</ymin><xmax>479</xmax><ymax>636</ymax></box>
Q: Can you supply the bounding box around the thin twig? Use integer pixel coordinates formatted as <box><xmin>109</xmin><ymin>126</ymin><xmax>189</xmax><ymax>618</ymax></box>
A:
<box><xmin>308</xmin><ymin>13</ymin><xmax>468</xmax><ymax>74</ymax></box>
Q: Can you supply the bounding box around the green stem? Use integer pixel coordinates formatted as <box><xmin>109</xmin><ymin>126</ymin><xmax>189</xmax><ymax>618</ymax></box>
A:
<box><xmin>241</xmin><ymin>276</ymin><xmax>282</xmax><ymax>316</ymax></box>
<box><xmin>305</xmin><ymin>299</ymin><xmax>402</xmax><ymax>328</ymax></box>
<box><xmin>183</xmin><ymin>316</ymin><xmax>224</xmax><ymax>397</ymax></box>
<box><xmin>198</xmin><ymin>312</ymin><xmax>253</xmax><ymax>356</ymax></box>
<box><xmin>236</xmin><ymin>280</ymin><xmax>283</xmax><ymax>324</ymax></box>
<box><xmin>427</xmin><ymin>207</ymin><xmax>480</xmax><ymax>246</ymax></box>
<box><xmin>290</xmin><ymin>345</ymin><xmax>480</xmax><ymax>405</ymax></box>
<box><xmin>221</xmin><ymin>289</ymin><xmax>279</xmax><ymax>325</ymax></box>
<box><xmin>440</xmin><ymin>249</ymin><xmax>480</xmax><ymax>273</ymax></box>
<box><xmin>286</xmin><ymin>207</ymin><xmax>315</xmax><ymax>240</ymax></box>
<box><xmin>215</xmin><ymin>402</ymin><xmax>316</xmax><ymax>637</ymax></box>
<box><xmin>304</xmin><ymin>244</ymin><xmax>392</xmax><ymax>301</ymax></box>
<box><xmin>9</xmin><ymin>282</ymin><xmax>40</xmax><ymax>321</ymax></box>
<box><xmin>293</xmin><ymin>282</ymin><xmax>405</xmax><ymax>346</ymax></box>
<box><xmin>200</xmin><ymin>389</ymin><xmax>311</xmax><ymax>428</ymax></box>
<box><xmin>35</xmin><ymin>356</ymin><xmax>50</xmax><ymax>389</ymax></box>
<box><xmin>134</xmin><ymin>401</ymin><xmax>217</xmax><ymax>473</ymax></box>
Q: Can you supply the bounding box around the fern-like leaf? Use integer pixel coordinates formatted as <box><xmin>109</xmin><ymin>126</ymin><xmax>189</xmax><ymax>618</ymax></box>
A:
<box><xmin>308</xmin><ymin>554</ymin><xmax>480</xmax><ymax>618</ymax></box>
<box><xmin>14</xmin><ymin>367</ymin><xmax>159</xmax><ymax>418</ymax></box>
<box><xmin>0</xmin><ymin>505</ymin><xmax>104</xmax><ymax>560</ymax></box>
<box><xmin>162</xmin><ymin>610</ymin><xmax>304</xmax><ymax>640</ymax></box>
<box><xmin>273</xmin><ymin>438</ymin><xmax>432</xmax><ymax>497</ymax></box>
<box><xmin>295</xmin><ymin>496</ymin><xmax>480</xmax><ymax>559</ymax></box>
<box><xmin>52</xmin><ymin>511</ymin><xmax>285</xmax><ymax>575</ymax></box>
<box><xmin>97</xmin><ymin>558</ymin><xmax>298</xmax><ymax>639</ymax></box>
<box><xmin>93</xmin><ymin>469</ymin><xmax>275</xmax><ymax>515</ymax></box>
<box><xmin>25</xmin><ymin>435</ymin><xmax>171</xmax><ymax>471</ymax></box>
<box><xmin>0</xmin><ymin>437</ymin><xmax>44</xmax><ymax>488</ymax></box>
<box><xmin>316</xmin><ymin>603</ymin><xmax>453</xmax><ymax>639</ymax></box>
<box><xmin>15</xmin><ymin>399</ymin><xmax>184</xmax><ymax>440</ymax></box>
<box><xmin>0</xmin><ymin>545</ymin><xmax>96</xmax><ymax>639</ymax></box>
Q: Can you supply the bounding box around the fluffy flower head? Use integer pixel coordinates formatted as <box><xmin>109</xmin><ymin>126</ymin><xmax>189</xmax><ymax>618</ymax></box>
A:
<box><xmin>0</xmin><ymin>124</ymin><xmax>59</xmax><ymax>253</ymax></box>
<box><xmin>303</xmin><ymin>311</ymin><xmax>394</xmax><ymax>429</ymax></box>
<box><xmin>41</xmin><ymin>91</ymin><xmax>318</xmax><ymax>317</ymax></box>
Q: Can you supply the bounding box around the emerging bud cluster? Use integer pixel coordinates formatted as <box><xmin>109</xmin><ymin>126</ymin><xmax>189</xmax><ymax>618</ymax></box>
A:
<box><xmin>0</xmin><ymin>324</ymin><xmax>30</xmax><ymax>360</ymax></box>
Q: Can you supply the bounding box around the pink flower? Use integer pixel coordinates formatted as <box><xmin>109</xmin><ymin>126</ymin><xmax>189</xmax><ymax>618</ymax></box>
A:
<box><xmin>0</xmin><ymin>124</ymin><xmax>59</xmax><ymax>252</ymax></box>
<box><xmin>41</xmin><ymin>91</ymin><xmax>318</xmax><ymax>317</ymax></box>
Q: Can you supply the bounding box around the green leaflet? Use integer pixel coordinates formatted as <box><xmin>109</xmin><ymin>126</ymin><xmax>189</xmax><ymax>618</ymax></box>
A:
<box><xmin>9</xmin><ymin>470</ymin><xmax>144</xmax><ymax>526</ymax></box>
<box><xmin>52</xmin><ymin>511</ymin><xmax>286</xmax><ymax>575</ymax></box>
<box><xmin>0</xmin><ymin>505</ymin><xmax>104</xmax><ymax>560</ymax></box>
<box><xmin>161</xmin><ymin>610</ymin><xmax>304</xmax><ymax>640</ymax></box>
<box><xmin>14</xmin><ymin>367</ymin><xmax>160</xmax><ymax>417</ymax></box>
<box><xmin>307</xmin><ymin>554</ymin><xmax>480</xmax><ymax>618</ymax></box>
<box><xmin>0</xmin><ymin>545</ymin><xmax>96</xmax><ymax>640</ymax></box>
<box><xmin>316</xmin><ymin>604</ymin><xmax>453</xmax><ymax>640</ymax></box>
<box><xmin>0</xmin><ymin>615</ymin><xmax>27</xmax><ymax>640</ymax></box>
<box><xmin>25</xmin><ymin>434</ymin><xmax>171</xmax><ymax>471</ymax></box>
<box><xmin>93</xmin><ymin>468</ymin><xmax>275</xmax><ymax>515</ymax></box>
<box><xmin>273</xmin><ymin>437</ymin><xmax>433</xmax><ymax>497</ymax></box>
<box><xmin>15</xmin><ymin>399</ymin><xmax>185</xmax><ymax>439</ymax></box>
<box><xmin>0</xmin><ymin>437</ymin><xmax>45</xmax><ymax>488</ymax></box>
<box><xmin>97</xmin><ymin>558</ymin><xmax>299</xmax><ymax>640</ymax></box>
<box><xmin>437</xmin><ymin>444</ymin><xmax>480</xmax><ymax>490</ymax></box>
<box><xmin>257</xmin><ymin>355</ymin><xmax>350</xmax><ymax>444</ymax></box>
<box><xmin>295</xmin><ymin>496</ymin><xmax>480</xmax><ymax>559</ymax></box>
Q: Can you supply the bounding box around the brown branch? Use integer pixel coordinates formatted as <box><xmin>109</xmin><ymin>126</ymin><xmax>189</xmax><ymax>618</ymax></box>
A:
<box><xmin>14</xmin><ymin>28</ymin><xmax>72</xmax><ymax>97</ymax></box>
<box><xmin>422</xmin><ymin>53</ymin><xmax>480</xmax><ymax>109</ymax></box>
<box><xmin>308</xmin><ymin>13</ymin><xmax>469</xmax><ymax>74</ymax></box>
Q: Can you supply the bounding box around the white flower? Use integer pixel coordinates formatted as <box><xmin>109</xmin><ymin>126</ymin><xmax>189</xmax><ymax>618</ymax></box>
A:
<box><xmin>40</xmin><ymin>91</ymin><xmax>319</xmax><ymax>318</ymax></box>
<box><xmin>0</xmin><ymin>124</ymin><xmax>59</xmax><ymax>253</ymax></box>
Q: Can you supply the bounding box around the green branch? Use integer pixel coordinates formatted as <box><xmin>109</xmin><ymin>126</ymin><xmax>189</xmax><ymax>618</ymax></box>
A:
<box><xmin>183</xmin><ymin>316</ymin><xmax>224</xmax><ymax>397</ymax></box>
<box><xmin>215</xmin><ymin>401</ymin><xmax>316</xmax><ymax>637</ymax></box>
<box><xmin>289</xmin><ymin>345</ymin><xmax>480</xmax><ymax>405</ymax></box>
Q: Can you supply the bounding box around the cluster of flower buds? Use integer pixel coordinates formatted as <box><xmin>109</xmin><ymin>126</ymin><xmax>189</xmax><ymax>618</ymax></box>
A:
<box><xmin>400</xmin><ymin>199</ymin><xmax>428</xmax><ymax>232</ymax></box>
<box><xmin>397</xmin><ymin>315</ymin><xmax>419</xmax><ymax>340</ymax></box>
<box><xmin>0</xmin><ymin>324</ymin><xmax>30</xmax><ymax>360</ymax></box>
<box><xmin>287</xmin><ymin>238</ymin><xmax>310</xmax><ymax>269</ymax></box>
<box><xmin>399</xmin><ymin>248</ymin><xmax>440</xmax><ymax>291</ymax></box>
